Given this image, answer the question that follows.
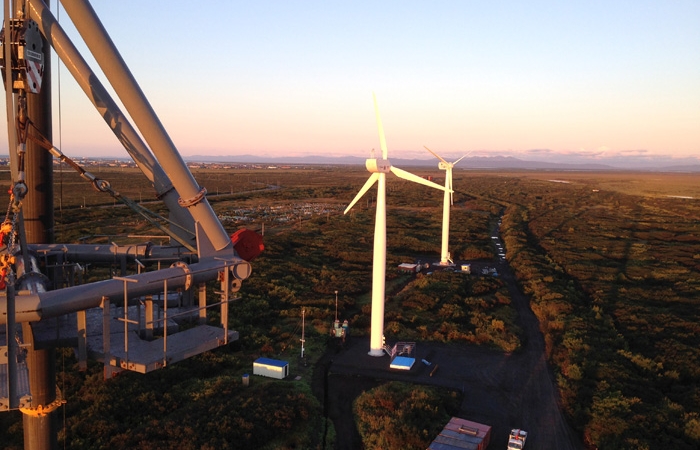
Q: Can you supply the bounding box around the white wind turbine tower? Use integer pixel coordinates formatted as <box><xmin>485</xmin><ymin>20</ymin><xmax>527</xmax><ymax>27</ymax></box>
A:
<box><xmin>345</xmin><ymin>94</ymin><xmax>450</xmax><ymax>356</ymax></box>
<box><xmin>424</xmin><ymin>146</ymin><xmax>468</xmax><ymax>266</ymax></box>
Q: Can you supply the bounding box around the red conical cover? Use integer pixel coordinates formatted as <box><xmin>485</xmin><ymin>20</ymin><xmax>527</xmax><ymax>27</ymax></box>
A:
<box><xmin>231</xmin><ymin>228</ymin><xmax>264</xmax><ymax>261</ymax></box>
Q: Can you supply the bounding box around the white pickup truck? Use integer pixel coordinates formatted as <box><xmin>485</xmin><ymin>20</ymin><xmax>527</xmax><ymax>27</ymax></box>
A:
<box><xmin>507</xmin><ymin>429</ymin><xmax>528</xmax><ymax>449</ymax></box>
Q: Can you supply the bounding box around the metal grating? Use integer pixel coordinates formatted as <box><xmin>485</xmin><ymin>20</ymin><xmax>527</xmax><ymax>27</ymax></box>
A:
<box><xmin>0</xmin><ymin>359</ymin><xmax>32</xmax><ymax>411</ymax></box>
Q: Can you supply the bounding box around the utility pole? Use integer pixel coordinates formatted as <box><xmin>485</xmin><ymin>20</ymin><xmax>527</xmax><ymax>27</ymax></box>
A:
<box><xmin>300</xmin><ymin>309</ymin><xmax>305</xmax><ymax>359</ymax></box>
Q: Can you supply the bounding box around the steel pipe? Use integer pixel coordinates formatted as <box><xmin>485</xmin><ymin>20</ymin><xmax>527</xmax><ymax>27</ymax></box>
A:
<box><xmin>27</xmin><ymin>243</ymin><xmax>194</xmax><ymax>264</ymax></box>
<box><xmin>59</xmin><ymin>0</ymin><xmax>232</xmax><ymax>253</ymax></box>
<box><xmin>0</xmin><ymin>257</ymin><xmax>251</xmax><ymax>324</ymax></box>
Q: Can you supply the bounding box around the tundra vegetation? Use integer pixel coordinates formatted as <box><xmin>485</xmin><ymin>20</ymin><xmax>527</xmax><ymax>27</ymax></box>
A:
<box><xmin>467</xmin><ymin>172</ymin><xmax>700</xmax><ymax>449</ymax></box>
<box><xmin>0</xmin><ymin>165</ymin><xmax>698</xmax><ymax>449</ymax></box>
<box><xmin>353</xmin><ymin>381</ymin><xmax>461</xmax><ymax>449</ymax></box>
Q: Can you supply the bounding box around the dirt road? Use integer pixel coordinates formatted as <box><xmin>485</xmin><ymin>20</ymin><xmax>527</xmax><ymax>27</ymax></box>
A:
<box><xmin>315</xmin><ymin>261</ymin><xmax>585</xmax><ymax>450</ymax></box>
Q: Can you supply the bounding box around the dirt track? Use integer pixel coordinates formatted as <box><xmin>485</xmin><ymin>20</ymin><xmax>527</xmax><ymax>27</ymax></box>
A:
<box><xmin>314</xmin><ymin>261</ymin><xmax>585</xmax><ymax>450</ymax></box>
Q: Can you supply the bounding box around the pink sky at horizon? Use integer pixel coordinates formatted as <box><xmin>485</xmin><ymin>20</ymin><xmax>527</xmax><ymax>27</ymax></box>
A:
<box><xmin>1</xmin><ymin>1</ymin><xmax>698</xmax><ymax>163</ymax></box>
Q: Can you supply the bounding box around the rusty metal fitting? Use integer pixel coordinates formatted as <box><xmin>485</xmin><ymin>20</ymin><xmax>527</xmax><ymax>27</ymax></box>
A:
<box><xmin>177</xmin><ymin>187</ymin><xmax>207</xmax><ymax>208</ymax></box>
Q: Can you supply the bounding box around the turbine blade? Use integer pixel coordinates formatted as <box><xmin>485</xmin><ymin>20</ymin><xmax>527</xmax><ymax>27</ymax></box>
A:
<box><xmin>452</xmin><ymin>153</ymin><xmax>470</xmax><ymax>165</ymax></box>
<box><xmin>344</xmin><ymin>173</ymin><xmax>380</xmax><ymax>214</ymax></box>
<box><xmin>424</xmin><ymin>145</ymin><xmax>448</xmax><ymax>165</ymax></box>
<box><xmin>390</xmin><ymin>166</ymin><xmax>450</xmax><ymax>192</ymax></box>
<box><xmin>373</xmin><ymin>93</ymin><xmax>388</xmax><ymax>160</ymax></box>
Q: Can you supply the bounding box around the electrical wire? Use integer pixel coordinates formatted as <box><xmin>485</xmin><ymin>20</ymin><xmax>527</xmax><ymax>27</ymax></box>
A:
<box><xmin>56</xmin><ymin>0</ymin><xmax>64</xmax><ymax>221</ymax></box>
<box><xmin>25</xmin><ymin>120</ymin><xmax>197</xmax><ymax>251</ymax></box>
<box><xmin>50</xmin><ymin>2</ymin><xmax>68</xmax><ymax>446</ymax></box>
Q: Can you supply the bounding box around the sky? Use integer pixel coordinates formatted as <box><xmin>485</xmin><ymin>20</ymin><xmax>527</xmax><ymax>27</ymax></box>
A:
<box><xmin>1</xmin><ymin>0</ymin><xmax>699</xmax><ymax>165</ymax></box>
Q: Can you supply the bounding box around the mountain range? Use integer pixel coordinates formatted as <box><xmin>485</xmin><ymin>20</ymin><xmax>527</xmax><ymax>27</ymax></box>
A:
<box><xmin>185</xmin><ymin>154</ymin><xmax>700</xmax><ymax>172</ymax></box>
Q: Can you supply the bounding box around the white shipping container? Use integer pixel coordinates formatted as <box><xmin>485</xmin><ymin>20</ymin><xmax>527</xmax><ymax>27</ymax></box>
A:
<box><xmin>253</xmin><ymin>357</ymin><xmax>289</xmax><ymax>379</ymax></box>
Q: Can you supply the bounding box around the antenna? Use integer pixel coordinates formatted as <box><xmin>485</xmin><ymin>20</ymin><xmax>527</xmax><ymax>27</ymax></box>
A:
<box><xmin>300</xmin><ymin>308</ymin><xmax>306</xmax><ymax>359</ymax></box>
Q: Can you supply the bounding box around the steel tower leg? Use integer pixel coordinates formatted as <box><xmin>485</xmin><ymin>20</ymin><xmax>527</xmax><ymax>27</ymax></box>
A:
<box><xmin>23</xmin><ymin>42</ymin><xmax>53</xmax><ymax>245</ymax></box>
<box><xmin>22</xmin><ymin>324</ymin><xmax>58</xmax><ymax>450</ymax></box>
<box><xmin>15</xmin><ymin>2</ymin><xmax>59</xmax><ymax>447</ymax></box>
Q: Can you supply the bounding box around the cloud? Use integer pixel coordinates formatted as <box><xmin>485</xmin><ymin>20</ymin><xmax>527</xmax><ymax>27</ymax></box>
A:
<box><xmin>516</xmin><ymin>147</ymin><xmax>680</xmax><ymax>162</ymax></box>
<box><xmin>611</xmin><ymin>149</ymin><xmax>651</xmax><ymax>157</ymax></box>
<box><xmin>521</xmin><ymin>148</ymin><xmax>609</xmax><ymax>160</ymax></box>
<box><xmin>522</xmin><ymin>148</ymin><xmax>557</xmax><ymax>156</ymax></box>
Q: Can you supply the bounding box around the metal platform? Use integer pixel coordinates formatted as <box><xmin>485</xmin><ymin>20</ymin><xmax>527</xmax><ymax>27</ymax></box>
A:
<box><xmin>17</xmin><ymin>302</ymin><xmax>237</xmax><ymax>376</ymax></box>
<box><xmin>29</xmin><ymin>294</ymin><xmax>188</xmax><ymax>349</ymax></box>
<box><xmin>90</xmin><ymin>325</ymin><xmax>238</xmax><ymax>374</ymax></box>
<box><xmin>82</xmin><ymin>303</ymin><xmax>237</xmax><ymax>374</ymax></box>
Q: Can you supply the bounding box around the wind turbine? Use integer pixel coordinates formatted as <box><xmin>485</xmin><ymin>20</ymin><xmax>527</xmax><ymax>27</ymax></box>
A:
<box><xmin>345</xmin><ymin>94</ymin><xmax>450</xmax><ymax>356</ymax></box>
<box><xmin>424</xmin><ymin>146</ymin><xmax>468</xmax><ymax>266</ymax></box>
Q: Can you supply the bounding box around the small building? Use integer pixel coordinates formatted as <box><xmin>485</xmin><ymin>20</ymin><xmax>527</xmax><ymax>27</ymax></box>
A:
<box><xmin>253</xmin><ymin>357</ymin><xmax>289</xmax><ymax>379</ymax></box>
<box><xmin>428</xmin><ymin>417</ymin><xmax>491</xmax><ymax>450</ymax></box>
<box><xmin>460</xmin><ymin>264</ymin><xmax>471</xmax><ymax>274</ymax></box>
<box><xmin>398</xmin><ymin>263</ymin><xmax>420</xmax><ymax>273</ymax></box>
<box><xmin>390</xmin><ymin>356</ymin><xmax>414</xmax><ymax>370</ymax></box>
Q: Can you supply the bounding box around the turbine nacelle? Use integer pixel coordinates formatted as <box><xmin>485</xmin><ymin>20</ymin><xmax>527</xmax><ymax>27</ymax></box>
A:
<box><xmin>366</xmin><ymin>158</ymin><xmax>392</xmax><ymax>173</ymax></box>
<box><xmin>438</xmin><ymin>161</ymin><xmax>452</xmax><ymax>171</ymax></box>
<box><xmin>424</xmin><ymin>146</ymin><xmax>469</xmax><ymax>206</ymax></box>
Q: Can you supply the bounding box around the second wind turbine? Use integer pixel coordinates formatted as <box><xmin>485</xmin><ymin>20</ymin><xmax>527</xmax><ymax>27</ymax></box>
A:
<box><xmin>424</xmin><ymin>146</ymin><xmax>468</xmax><ymax>266</ymax></box>
<box><xmin>345</xmin><ymin>94</ymin><xmax>451</xmax><ymax>357</ymax></box>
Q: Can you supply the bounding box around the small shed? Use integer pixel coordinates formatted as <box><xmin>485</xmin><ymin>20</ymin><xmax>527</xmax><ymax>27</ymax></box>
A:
<box><xmin>253</xmin><ymin>357</ymin><xmax>289</xmax><ymax>379</ymax></box>
<box><xmin>390</xmin><ymin>356</ymin><xmax>415</xmax><ymax>370</ymax></box>
<box><xmin>398</xmin><ymin>263</ymin><xmax>420</xmax><ymax>273</ymax></box>
<box><xmin>460</xmin><ymin>264</ymin><xmax>471</xmax><ymax>274</ymax></box>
